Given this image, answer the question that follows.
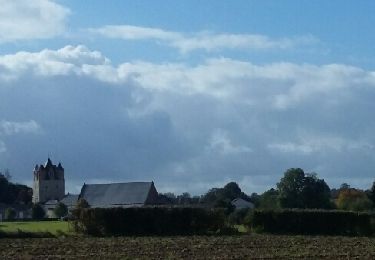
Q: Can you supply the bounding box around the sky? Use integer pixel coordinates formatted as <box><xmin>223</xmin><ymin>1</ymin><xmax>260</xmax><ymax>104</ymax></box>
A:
<box><xmin>0</xmin><ymin>0</ymin><xmax>375</xmax><ymax>195</ymax></box>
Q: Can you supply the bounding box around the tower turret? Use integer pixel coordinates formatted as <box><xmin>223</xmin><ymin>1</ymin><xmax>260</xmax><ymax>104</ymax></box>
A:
<box><xmin>32</xmin><ymin>158</ymin><xmax>65</xmax><ymax>203</ymax></box>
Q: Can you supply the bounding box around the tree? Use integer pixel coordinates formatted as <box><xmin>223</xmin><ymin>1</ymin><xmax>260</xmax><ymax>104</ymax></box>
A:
<box><xmin>258</xmin><ymin>188</ymin><xmax>280</xmax><ymax>209</ymax></box>
<box><xmin>336</xmin><ymin>189</ymin><xmax>373</xmax><ymax>211</ymax></box>
<box><xmin>5</xmin><ymin>208</ymin><xmax>16</xmax><ymax>220</ymax></box>
<box><xmin>277</xmin><ymin>168</ymin><xmax>331</xmax><ymax>209</ymax></box>
<box><xmin>300</xmin><ymin>173</ymin><xmax>331</xmax><ymax>209</ymax></box>
<box><xmin>201</xmin><ymin>182</ymin><xmax>249</xmax><ymax>206</ymax></box>
<box><xmin>0</xmin><ymin>169</ymin><xmax>11</xmax><ymax>181</ymax></box>
<box><xmin>277</xmin><ymin>168</ymin><xmax>306</xmax><ymax>208</ymax></box>
<box><xmin>32</xmin><ymin>203</ymin><xmax>45</xmax><ymax>220</ymax></box>
<box><xmin>340</xmin><ymin>183</ymin><xmax>350</xmax><ymax>190</ymax></box>
<box><xmin>222</xmin><ymin>182</ymin><xmax>242</xmax><ymax>200</ymax></box>
<box><xmin>177</xmin><ymin>192</ymin><xmax>191</xmax><ymax>204</ymax></box>
<box><xmin>0</xmin><ymin>174</ymin><xmax>32</xmax><ymax>205</ymax></box>
<box><xmin>54</xmin><ymin>202</ymin><xmax>68</xmax><ymax>218</ymax></box>
<box><xmin>369</xmin><ymin>181</ymin><xmax>375</xmax><ymax>204</ymax></box>
<box><xmin>76</xmin><ymin>198</ymin><xmax>90</xmax><ymax>209</ymax></box>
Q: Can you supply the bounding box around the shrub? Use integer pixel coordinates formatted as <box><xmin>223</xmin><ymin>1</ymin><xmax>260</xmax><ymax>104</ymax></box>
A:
<box><xmin>73</xmin><ymin>207</ymin><xmax>226</xmax><ymax>236</ymax></box>
<box><xmin>54</xmin><ymin>202</ymin><xmax>68</xmax><ymax>218</ymax></box>
<box><xmin>248</xmin><ymin>209</ymin><xmax>375</xmax><ymax>236</ymax></box>
<box><xmin>5</xmin><ymin>208</ymin><xmax>16</xmax><ymax>220</ymax></box>
<box><xmin>32</xmin><ymin>203</ymin><xmax>45</xmax><ymax>220</ymax></box>
<box><xmin>228</xmin><ymin>208</ymin><xmax>249</xmax><ymax>225</ymax></box>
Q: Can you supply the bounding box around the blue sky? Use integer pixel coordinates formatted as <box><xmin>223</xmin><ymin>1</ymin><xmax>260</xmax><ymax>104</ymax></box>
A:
<box><xmin>0</xmin><ymin>0</ymin><xmax>374</xmax><ymax>195</ymax></box>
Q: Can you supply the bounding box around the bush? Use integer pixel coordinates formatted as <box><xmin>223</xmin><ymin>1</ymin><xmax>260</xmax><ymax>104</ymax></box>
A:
<box><xmin>248</xmin><ymin>209</ymin><xmax>375</xmax><ymax>236</ymax></box>
<box><xmin>5</xmin><ymin>208</ymin><xmax>16</xmax><ymax>220</ymax></box>
<box><xmin>32</xmin><ymin>203</ymin><xmax>45</xmax><ymax>220</ymax></box>
<box><xmin>73</xmin><ymin>207</ymin><xmax>226</xmax><ymax>236</ymax></box>
<box><xmin>54</xmin><ymin>202</ymin><xmax>68</xmax><ymax>218</ymax></box>
<box><xmin>228</xmin><ymin>208</ymin><xmax>250</xmax><ymax>225</ymax></box>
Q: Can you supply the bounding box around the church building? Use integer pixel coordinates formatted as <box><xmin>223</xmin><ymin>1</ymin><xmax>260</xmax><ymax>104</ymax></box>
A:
<box><xmin>32</xmin><ymin>158</ymin><xmax>65</xmax><ymax>204</ymax></box>
<box><xmin>32</xmin><ymin>158</ymin><xmax>159</xmax><ymax>217</ymax></box>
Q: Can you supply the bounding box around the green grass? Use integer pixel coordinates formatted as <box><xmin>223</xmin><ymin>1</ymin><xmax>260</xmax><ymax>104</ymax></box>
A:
<box><xmin>0</xmin><ymin>221</ymin><xmax>72</xmax><ymax>236</ymax></box>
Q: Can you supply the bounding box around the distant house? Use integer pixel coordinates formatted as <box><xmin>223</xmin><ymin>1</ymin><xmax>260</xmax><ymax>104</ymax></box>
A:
<box><xmin>60</xmin><ymin>194</ymin><xmax>79</xmax><ymax>211</ymax></box>
<box><xmin>44</xmin><ymin>199</ymin><xmax>60</xmax><ymax>218</ymax></box>
<box><xmin>79</xmin><ymin>182</ymin><xmax>159</xmax><ymax>208</ymax></box>
<box><xmin>44</xmin><ymin>194</ymin><xmax>79</xmax><ymax>217</ymax></box>
<box><xmin>231</xmin><ymin>198</ymin><xmax>255</xmax><ymax>210</ymax></box>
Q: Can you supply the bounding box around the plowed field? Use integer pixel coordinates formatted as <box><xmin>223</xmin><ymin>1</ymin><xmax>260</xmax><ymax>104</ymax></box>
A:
<box><xmin>1</xmin><ymin>234</ymin><xmax>375</xmax><ymax>259</ymax></box>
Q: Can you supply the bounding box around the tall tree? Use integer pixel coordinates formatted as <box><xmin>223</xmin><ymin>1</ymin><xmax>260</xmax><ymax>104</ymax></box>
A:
<box><xmin>277</xmin><ymin>168</ymin><xmax>305</xmax><ymax>208</ymax></box>
<box><xmin>277</xmin><ymin>168</ymin><xmax>331</xmax><ymax>209</ymax></box>
<box><xmin>223</xmin><ymin>182</ymin><xmax>242</xmax><ymax>200</ymax></box>
<box><xmin>336</xmin><ymin>188</ymin><xmax>373</xmax><ymax>211</ymax></box>
<box><xmin>258</xmin><ymin>188</ymin><xmax>280</xmax><ymax>209</ymax></box>
<box><xmin>0</xmin><ymin>174</ymin><xmax>32</xmax><ymax>204</ymax></box>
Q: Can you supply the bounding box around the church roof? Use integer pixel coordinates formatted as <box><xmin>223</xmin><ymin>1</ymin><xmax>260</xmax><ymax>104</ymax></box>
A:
<box><xmin>44</xmin><ymin>158</ymin><xmax>53</xmax><ymax>168</ymax></box>
<box><xmin>60</xmin><ymin>194</ymin><xmax>79</xmax><ymax>207</ymax></box>
<box><xmin>79</xmin><ymin>182</ymin><xmax>156</xmax><ymax>208</ymax></box>
<box><xmin>231</xmin><ymin>198</ymin><xmax>255</xmax><ymax>209</ymax></box>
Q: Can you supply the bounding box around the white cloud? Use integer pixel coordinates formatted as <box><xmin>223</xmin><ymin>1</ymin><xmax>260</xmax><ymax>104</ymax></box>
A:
<box><xmin>90</xmin><ymin>25</ymin><xmax>318</xmax><ymax>53</ymax></box>
<box><xmin>208</xmin><ymin>129</ymin><xmax>252</xmax><ymax>155</ymax></box>
<box><xmin>268</xmin><ymin>133</ymin><xmax>374</xmax><ymax>154</ymax></box>
<box><xmin>2</xmin><ymin>46</ymin><xmax>375</xmax><ymax>110</ymax></box>
<box><xmin>0</xmin><ymin>120</ymin><xmax>41</xmax><ymax>135</ymax></box>
<box><xmin>91</xmin><ymin>25</ymin><xmax>179</xmax><ymax>41</ymax></box>
<box><xmin>0</xmin><ymin>45</ymin><xmax>108</xmax><ymax>79</ymax></box>
<box><xmin>0</xmin><ymin>0</ymin><xmax>70</xmax><ymax>43</ymax></box>
<box><xmin>1</xmin><ymin>46</ymin><xmax>375</xmax><ymax>193</ymax></box>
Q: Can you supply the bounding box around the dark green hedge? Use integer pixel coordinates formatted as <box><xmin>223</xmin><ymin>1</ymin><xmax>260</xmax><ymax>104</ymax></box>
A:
<box><xmin>73</xmin><ymin>207</ymin><xmax>226</xmax><ymax>236</ymax></box>
<box><xmin>248</xmin><ymin>209</ymin><xmax>375</xmax><ymax>236</ymax></box>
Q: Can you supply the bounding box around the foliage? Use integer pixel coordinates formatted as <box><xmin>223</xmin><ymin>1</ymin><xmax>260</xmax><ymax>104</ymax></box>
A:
<box><xmin>54</xmin><ymin>202</ymin><xmax>68</xmax><ymax>218</ymax></box>
<box><xmin>336</xmin><ymin>189</ymin><xmax>373</xmax><ymax>211</ymax></box>
<box><xmin>76</xmin><ymin>198</ymin><xmax>90</xmax><ymax>209</ymax></box>
<box><xmin>248</xmin><ymin>209</ymin><xmax>375</xmax><ymax>236</ymax></box>
<box><xmin>201</xmin><ymin>182</ymin><xmax>250</xmax><ymax>210</ymax></box>
<box><xmin>72</xmin><ymin>207</ymin><xmax>226</xmax><ymax>236</ymax></box>
<box><xmin>158</xmin><ymin>192</ymin><xmax>201</xmax><ymax>205</ymax></box>
<box><xmin>277</xmin><ymin>168</ymin><xmax>331</xmax><ymax>209</ymax></box>
<box><xmin>258</xmin><ymin>188</ymin><xmax>280</xmax><ymax>209</ymax></box>
<box><xmin>4</xmin><ymin>208</ymin><xmax>16</xmax><ymax>220</ymax></box>
<box><xmin>0</xmin><ymin>174</ymin><xmax>32</xmax><ymax>205</ymax></box>
<box><xmin>31</xmin><ymin>203</ymin><xmax>45</xmax><ymax>220</ymax></box>
<box><xmin>228</xmin><ymin>208</ymin><xmax>250</xmax><ymax>225</ymax></box>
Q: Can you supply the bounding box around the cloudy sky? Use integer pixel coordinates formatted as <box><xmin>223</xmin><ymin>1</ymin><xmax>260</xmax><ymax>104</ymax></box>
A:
<box><xmin>1</xmin><ymin>0</ymin><xmax>375</xmax><ymax>195</ymax></box>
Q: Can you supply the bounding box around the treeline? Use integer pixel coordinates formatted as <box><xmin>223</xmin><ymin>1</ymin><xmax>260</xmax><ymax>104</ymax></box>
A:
<box><xmin>160</xmin><ymin>168</ymin><xmax>375</xmax><ymax>212</ymax></box>
<box><xmin>71</xmin><ymin>168</ymin><xmax>375</xmax><ymax>237</ymax></box>
<box><xmin>159</xmin><ymin>182</ymin><xmax>250</xmax><ymax>210</ymax></box>
<box><xmin>249</xmin><ymin>168</ymin><xmax>375</xmax><ymax>212</ymax></box>
<box><xmin>0</xmin><ymin>171</ymin><xmax>32</xmax><ymax>205</ymax></box>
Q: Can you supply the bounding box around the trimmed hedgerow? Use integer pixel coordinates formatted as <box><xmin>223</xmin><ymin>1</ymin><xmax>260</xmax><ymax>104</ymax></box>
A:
<box><xmin>72</xmin><ymin>207</ymin><xmax>226</xmax><ymax>236</ymax></box>
<box><xmin>247</xmin><ymin>209</ymin><xmax>375</xmax><ymax>236</ymax></box>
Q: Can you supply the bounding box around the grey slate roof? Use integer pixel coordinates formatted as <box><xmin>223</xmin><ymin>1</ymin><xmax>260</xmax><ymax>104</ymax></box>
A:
<box><xmin>60</xmin><ymin>194</ymin><xmax>79</xmax><ymax>208</ymax></box>
<box><xmin>79</xmin><ymin>182</ymin><xmax>156</xmax><ymax>208</ymax></box>
<box><xmin>231</xmin><ymin>198</ymin><xmax>255</xmax><ymax>209</ymax></box>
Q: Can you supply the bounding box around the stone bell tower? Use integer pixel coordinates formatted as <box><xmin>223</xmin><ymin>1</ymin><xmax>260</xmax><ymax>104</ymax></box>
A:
<box><xmin>32</xmin><ymin>158</ymin><xmax>65</xmax><ymax>203</ymax></box>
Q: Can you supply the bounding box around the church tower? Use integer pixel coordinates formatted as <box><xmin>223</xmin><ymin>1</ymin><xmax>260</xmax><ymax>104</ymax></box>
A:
<box><xmin>32</xmin><ymin>158</ymin><xmax>65</xmax><ymax>203</ymax></box>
